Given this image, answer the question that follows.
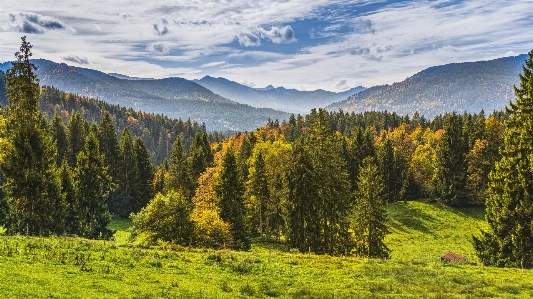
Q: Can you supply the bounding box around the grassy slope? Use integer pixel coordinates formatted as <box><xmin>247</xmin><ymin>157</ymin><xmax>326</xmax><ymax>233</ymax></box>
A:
<box><xmin>0</xmin><ymin>201</ymin><xmax>532</xmax><ymax>299</ymax></box>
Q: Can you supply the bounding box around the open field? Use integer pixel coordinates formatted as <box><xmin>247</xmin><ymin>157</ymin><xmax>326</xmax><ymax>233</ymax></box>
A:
<box><xmin>0</xmin><ymin>201</ymin><xmax>532</xmax><ymax>298</ymax></box>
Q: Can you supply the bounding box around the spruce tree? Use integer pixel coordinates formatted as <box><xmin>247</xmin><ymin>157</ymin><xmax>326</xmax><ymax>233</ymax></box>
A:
<box><xmin>190</xmin><ymin>132</ymin><xmax>213</xmax><ymax>181</ymax></box>
<box><xmin>215</xmin><ymin>149</ymin><xmax>250</xmax><ymax>250</ymax></box>
<box><xmin>134</xmin><ymin>137</ymin><xmax>154</xmax><ymax>212</ymax></box>
<box><xmin>67</xmin><ymin>111</ymin><xmax>88</xmax><ymax>167</ymax></box>
<box><xmin>60</xmin><ymin>160</ymin><xmax>79</xmax><ymax>234</ymax></box>
<box><xmin>166</xmin><ymin>135</ymin><xmax>194</xmax><ymax>199</ymax></box>
<box><xmin>378</xmin><ymin>138</ymin><xmax>395</xmax><ymax>203</ymax></box>
<box><xmin>1</xmin><ymin>36</ymin><xmax>65</xmax><ymax>235</ymax></box>
<box><xmin>98</xmin><ymin>112</ymin><xmax>119</xmax><ymax>180</ymax></box>
<box><xmin>304</xmin><ymin>109</ymin><xmax>352</xmax><ymax>254</ymax></box>
<box><xmin>247</xmin><ymin>151</ymin><xmax>270</xmax><ymax>239</ymax></box>
<box><xmin>285</xmin><ymin>140</ymin><xmax>318</xmax><ymax>253</ymax></box>
<box><xmin>474</xmin><ymin>50</ymin><xmax>533</xmax><ymax>268</ymax></box>
<box><xmin>49</xmin><ymin>113</ymin><xmax>69</xmax><ymax>166</ymax></box>
<box><xmin>433</xmin><ymin>112</ymin><xmax>468</xmax><ymax>206</ymax></box>
<box><xmin>112</xmin><ymin>128</ymin><xmax>138</xmax><ymax>217</ymax></box>
<box><xmin>75</xmin><ymin>130</ymin><xmax>113</xmax><ymax>238</ymax></box>
<box><xmin>353</xmin><ymin>156</ymin><xmax>390</xmax><ymax>258</ymax></box>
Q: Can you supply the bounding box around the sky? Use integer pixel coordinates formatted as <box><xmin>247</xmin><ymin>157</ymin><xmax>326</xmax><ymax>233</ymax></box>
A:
<box><xmin>1</xmin><ymin>0</ymin><xmax>532</xmax><ymax>91</ymax></box>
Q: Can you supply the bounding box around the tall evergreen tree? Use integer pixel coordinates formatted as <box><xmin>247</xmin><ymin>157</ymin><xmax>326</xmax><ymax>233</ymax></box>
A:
<box><xmin>111</xmin><ymin>128</ymin><xmax>138</xmax><ymax>217</ymax></box>
<box><xmin>474</xmin><ymin>50</ymin><xmax>533</xmax><ymax>268</ymax></box>
<box><xmin>98</xmin><ymin>112</ymin><xmax>119</xmax><ymax>179</ymax></box>
<box><xmin>49</xmin><ymin>113</ymin><xmax>69</xmax><ymax>166</ymax></box>
<box><xmin>190</xmin><ymin>131</ymin><xmax>213</xmax><ymax>181</ymax></box>
<box><xmin>215</xmin><ymin>149</ymin><xmax>250</xmax><ymax>250</ymax></box>
<box><xmin>67</xmin><ymin>111</ymin><xmax>88</xmax><ymax>167</ymax></box>
<box><xmin>378</xmin><ymin>138</ymin><xmax>396</xmax><ymax>203</ymax></box>
<box><xmin>304</xmin><ymin>109</ymin><xmax>352</xmax><ymax>254</ymax></box>
<box><xmin>285</xmin><ymin>140</ymin><xmax>319</xmax><ymax>253</ymax></box>
<box><xmin>433</xmin><ymin>112</ymin><xmax>469</xmax><ymax>206</ymax></box>
<box><xmin>60</xmin><ymin>160</ymin><xmax>79</xmax><ymax>234</ymax></box>
<box><xmin>247</xmin><ymin>151</ymin><xmax>270</xmax><ymax>239</ymax></box>
<box><xmin>75</xmin><ymin>130</ymin><xmax>113</xmax><ymax>238</ymax></box>
<box><xmin>1</xmin><ymin>36</ymin><xmax>65</xmax><ymax>235</ymax></box>
<box><xmin>134</xmin><ymin>137</ymin><xmax>154</xmax><ymax>212</ymax></box>
<box><xmin>166</xmin><ymin>135</ymin><xmax>194</xmax><ymax>199</ymax></box>
<box><xmin>353</xmin><ymin>158</ymin><xmax>390</xmax><ymax>258</ymax></box>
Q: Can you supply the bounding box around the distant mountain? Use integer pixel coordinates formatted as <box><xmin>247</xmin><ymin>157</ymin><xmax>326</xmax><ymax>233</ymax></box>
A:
<box><xmin>193</xmin><ymin>76</ymin><xmax>366</xmax><ymax>114</ymax></box>
<box><xmin>0</xmin><ymin>60</ymin><xmax>289</xmax><ymax>131</ymax></box>
<box><xmin>327</xmin><ymin>55</ymin><xmax>527</xmax><ymax>118</ymax></box>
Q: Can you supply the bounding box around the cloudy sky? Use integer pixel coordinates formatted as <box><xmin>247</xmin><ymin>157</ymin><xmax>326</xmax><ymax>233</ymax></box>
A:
<box><xmin>1</xmin><ymin>0</ymin><xmax>532</xmax><ymax>91</ymax></box>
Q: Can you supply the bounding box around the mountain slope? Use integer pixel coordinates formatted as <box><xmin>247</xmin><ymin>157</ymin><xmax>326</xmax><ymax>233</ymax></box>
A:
<box><xmin>327</xmin><ymin>55</ymin><xmax>527</xmax><ymax>118</ymax></box>
<box><xmin>0</xmin><ymin>60</ymin><xmax>289</xmax><ymax>131</ymax></box>
<box><xmin>194</xmin><ymin>76</ymin><xmax>365</xmax><ymax>114</ymax></box>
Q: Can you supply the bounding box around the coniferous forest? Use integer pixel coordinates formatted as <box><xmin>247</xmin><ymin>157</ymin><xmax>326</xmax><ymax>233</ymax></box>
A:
<box><xmin>1</xmin><ymin>37</ymin><xmax>533</xmax><ymax>297</ymax></box>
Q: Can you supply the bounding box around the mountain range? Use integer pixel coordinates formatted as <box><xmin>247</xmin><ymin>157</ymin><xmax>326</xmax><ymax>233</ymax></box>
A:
<box><xmin>0</xmin><ymin>59</ymin><xmax>289</xmax><ymax>131</ymax></box>
<box><xmin>327</xmin><ymin>55</ymin><xmax>527</xmax><ymax>117</ymax></box>
<box><xmin>1</xmin><ymin>53</ymin><xmax>529</xmax><ymax>131</ymax></box>
<box><xmin>193</xmin><ymin>76</ymin><xmax>365</xmax><ymax>114</ymax></box>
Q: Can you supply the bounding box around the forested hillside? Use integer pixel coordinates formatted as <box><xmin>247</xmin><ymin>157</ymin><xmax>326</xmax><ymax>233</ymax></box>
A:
<box><xmin>39</xmin><ymin>86</ymin><xmax>223</xmax><ymax>165</ymax></box>
<box><xmin>194</xmin><ymin>76</ymin><xmax>365</xmax><ymax>113</ymax></box>
<box><xmin>327</xmin><ymin>55</ymin><xmax>526</xmax><ymax>118</ymax></box>
<box><xmin>0</xmin><ymin>60</ymin><xmax>290</xmax><ymax>131</ymax></box>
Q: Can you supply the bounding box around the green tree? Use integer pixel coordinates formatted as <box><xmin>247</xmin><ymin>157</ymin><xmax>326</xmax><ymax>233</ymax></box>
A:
<box><xmin>304</xmin><ymin>109</ymin><xmax>352</xmax><ymax>254</ymax></box>
<box><xmin>433</xmin><ymin>112</ymin><xmax>468</xmax><ymax>206</ymax></box>
<box><xmin>285</xmin><ymin>140</ymin><xmax>318</xmax><ymax>253</ymax></box>
<box><xmin>60</xmin><ymin>160</ymin><xmax>79</xmax><ymax>234</ymax></box>
<box><xmin>378</xmin><ymin>138</ymin><xmax>396</xmax><ymax>203</ymax></box>
<box><xmin>111</xmin><ymin>128</ymin><xmax>137</xmax><ymax>217</ymax></box>
<box><xmin>49</xmin><ymin>113</ymin><xmax>68</xmax><ymax>166</ymax></box>
<box><xmin>353</xmin><ymin>156</ymin><xmax>390</xmax><ymax>258</ymax></box>
<box><xmin>75</xmin><ymin>130</ymin><xmax>113</xmax><ymax>238</ymax></box>
<box><xmin>166</xmin><ymin>135</ymin><xmax>194</xmax><ymax>199</ymax></box>
<box><xmin>134</xmin><ymin>137</ymin><xmax>154</xmax><ymax>212</ymax></box>
<box><xmin>190</xmin><ymin>132</ymin><xmax>213</xmax><ymax>181</ymax></box>
<box><xmin>246</xmin><ymin>151</ymin><xmax>270</xmax><ymax>239</ymax></box>
<box><xmin>98</xmin><ymin>112</ymin><xmax>119</xmax><ymax>180</ymax></box>
<box><xmin>474</xmin><ymin>50</ymin><xmax>533</xmax><ymax>268</ymax></box>
<box><xmin>215</xmin><ymin>149</ymin><xmax>250</xmax><ymax>250</ymax></box>
<box><xmin>131</xmin><ymin>190</ymin><xmax>193</xmax><ymax>244</ymax></box>
<box><xmin>67</xmin><ymin>111</ymin><xmax>88</xmax><ymax>167</ymax></box>
<box><xmin>1</xmin><ymin>36</ymin><xmax>65</xmax><ymax>235</ymax></box>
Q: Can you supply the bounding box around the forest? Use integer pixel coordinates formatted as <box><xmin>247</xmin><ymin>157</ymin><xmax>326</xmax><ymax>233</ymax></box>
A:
<box><xmin>0</xmin><ymin>36</ymin><xmax>533</xmax><ymax>298</ymax></box>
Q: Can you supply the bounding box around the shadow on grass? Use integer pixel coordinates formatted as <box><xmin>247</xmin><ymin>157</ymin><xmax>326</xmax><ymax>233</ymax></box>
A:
<box><xmin>250</xmin><ymin>238</ymin><xmax>287</xmax><ymax>252</ymax></box>
<box><xmin>388</xmin><ymin>201</ymin><xmax>437</xmax><ymax>235</ymax></box>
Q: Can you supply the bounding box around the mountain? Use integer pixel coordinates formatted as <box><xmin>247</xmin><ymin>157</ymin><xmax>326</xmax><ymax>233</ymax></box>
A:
<box><xmin>193</xmin><ymin>76</ymin><xmax>366</xmax><ymax>114</ymax></box>
<box><xmin>327</xmin><ymin>55</ymin><xmax>527</xmax><ymax>118</ymax></box>
<box><xmin>0</xmin><ymin>60</ymin><xmax>289</xmax><ymax>131</ymax></box>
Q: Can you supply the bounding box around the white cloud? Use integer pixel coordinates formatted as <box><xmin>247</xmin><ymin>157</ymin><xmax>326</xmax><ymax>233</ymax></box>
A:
<box><xmin>258</xmin><ymin>25</ymin><xmax>296</xmax><ymax>44</ymax></box>
<box><xmin>63</xmin><ymin>55</ymin><xmax>89</xmax><ymax>64</ymax></box>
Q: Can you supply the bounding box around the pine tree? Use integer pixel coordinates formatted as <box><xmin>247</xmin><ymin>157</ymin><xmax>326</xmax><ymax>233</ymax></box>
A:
<box><xmin>247</xmin><ymin>151</ymin><xmax>270</xmax><ymax>239</ymax></box>
<box><xmin>215</xmin><ymin>148</ymin><xmax>250</xmax><ymax>250</ymax></box>
<box><xmin>133</xmin><ymin>137</ymin><xmax>154</xmax><ymax>212</ymax></box>
<box><xmin>1</xmin><ymin>36</ymin><xmax>65</xmax><ymax>235</ymax></box>
<box><xmin>433</xmin><ymin>112</ymin><xmax>469</xmax><ymax>206</ymax></box>
<box><xmin>474</xmin><ymin>50</ymin><xmax>533</xmax><ymax>268</ymax></box>
<box><xmin>67</xmin><ymin>111</ymin><xmax>88</xmax><ymax>167</ymax></box>
<box><xmin>49</xmin><ymin>113</ymin><xmax>68</xmax><ymax>166</ymax></box>
<box><xmin>353</xmin><ymin>156</ymin><xmax>390</xmax><ymax>258</ymax></box>
<box><xmin>60</xmin><ymin>160</ymin><xmax>79</xmax><ymax>234</ymax></box>
<box><xmin>378</xmin><ymin>138</ymin><xmax>395</xmax><ymax>203</ymax></box>
<box><xmin>190</xmin><ymin>132</ymin><xmax>213</xmax><ymax>181</ymax></box>
<box><xmin>112</xmin><ymin>128</ymin><xmax>138</xmax><ymax>217</ymax></box>
<box><xmin>75</xmin><ymin>130</ymin><xmax>113</xmax><ymax>238</ymax></box>
<box><xmin>304</xmin><ymin>109</ymin><xmax>352</xmax><ymax>254</ymax></box>
<box><xmin>166</xmin><ymin>135</ymin><xmax>194</xmax><ymax>199</ymax></box>
<box><xmin>98</xmin><ymin>112</ymin><xmax>119</xmax><ymax>180</ymax></box>
<box><xmin>285</xmin><ymin>140</ymin><xmax>319</xmax><ymax>253</ymax></box>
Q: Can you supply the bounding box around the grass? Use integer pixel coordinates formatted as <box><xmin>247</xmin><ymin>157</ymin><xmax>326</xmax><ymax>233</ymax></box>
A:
<box><xmin>0</xmin><ymin>200</ymin><xmax>532</xmax><ymax>298</ymax></box>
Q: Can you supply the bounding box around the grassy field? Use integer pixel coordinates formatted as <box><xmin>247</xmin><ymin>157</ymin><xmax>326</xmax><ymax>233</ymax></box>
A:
<box><xmin>1</xmin><ymin>200</ymin><xmax>532</xmax><ymax>298</ymax></box>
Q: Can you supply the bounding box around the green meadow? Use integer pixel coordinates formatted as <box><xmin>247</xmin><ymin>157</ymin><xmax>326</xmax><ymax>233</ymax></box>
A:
<box><xmin>1</xmin><ymin>200</ymin><xmax>531</xmax><ymax>298</ymax></box>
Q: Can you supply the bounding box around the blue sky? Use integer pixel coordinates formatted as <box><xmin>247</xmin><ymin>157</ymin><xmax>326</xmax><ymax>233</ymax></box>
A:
<box><xmin>1</xmin><ymin>0</ymin><xmax>532</xmax><ymax>91</ymax></box>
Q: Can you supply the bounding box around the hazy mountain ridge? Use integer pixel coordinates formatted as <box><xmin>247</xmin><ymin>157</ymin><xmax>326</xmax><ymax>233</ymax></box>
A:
<box><xmin>0</xmin><ymin>60</ymin><xmax>289</xmax><ymax>131</ymax></box>
<box><xmin>193</xmin><ymin>76</ymin><xmax>366</xmax><ymax>114</ymax></box>
<box><xmin>327</xmin><ymin>55</ymin><xmax>527</xmax><ymax>117</ymax></box>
